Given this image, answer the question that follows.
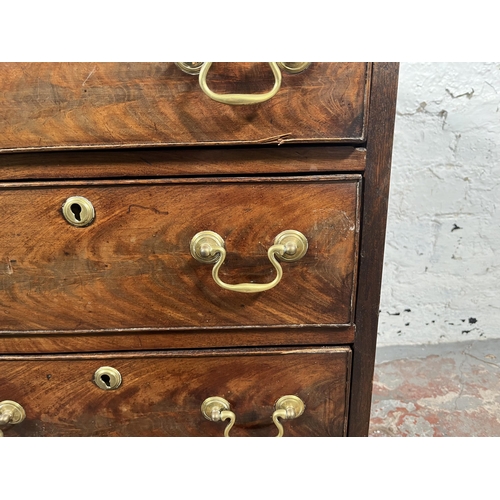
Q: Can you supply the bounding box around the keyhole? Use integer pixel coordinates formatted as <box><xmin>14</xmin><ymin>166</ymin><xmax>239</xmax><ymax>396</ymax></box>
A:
<box><xmin>70</xmin><ymin>203</ymin><xmax>82</xmax><ymax>221</ymax></box>
<box><xmin>100</xmin><ymin>374</ymin><xmax>111</xmax><ymax>388</ymax></box>
<box><xmin>94</xmin><ymin>366</ymin><xmax>121</xmax><ymax>390</ymax></box>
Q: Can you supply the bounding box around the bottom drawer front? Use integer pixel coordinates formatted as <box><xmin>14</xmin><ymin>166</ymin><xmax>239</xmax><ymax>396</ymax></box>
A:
<box><xmin>0</xmin><ymin>347</ymin><xmax>351</xmax><ymax>437</ymax></box>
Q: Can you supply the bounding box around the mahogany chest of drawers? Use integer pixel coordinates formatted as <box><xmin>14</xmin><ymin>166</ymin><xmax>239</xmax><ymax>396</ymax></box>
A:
<box><xmin>0</xmin><ymin>62</ymin><xmax>398</xmax><ymax>436</ymax></box>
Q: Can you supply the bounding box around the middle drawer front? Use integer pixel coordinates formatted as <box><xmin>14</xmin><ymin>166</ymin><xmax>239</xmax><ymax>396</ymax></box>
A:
<box><xmin>0</xmin><ymin>175</ymin><xmax>360</xmax><ymax>333</ymax></box>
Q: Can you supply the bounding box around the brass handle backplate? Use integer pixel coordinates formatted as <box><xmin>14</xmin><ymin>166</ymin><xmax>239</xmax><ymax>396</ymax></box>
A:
<box><xmin>190</xmin><ymin>230</ymin><xmax>308</xmax><ymax>293</ymax></box>
<box><xmin>273</xmin><ymin>395</ymin><xmax>305</xmax><ymax>437</ymax></box>
<box><xmin>0</xmin><ymin>400</ymin><xmax>26</xmax><ymax>437</ymax></box>
<box><xmin>201</xmin><ymin>397</ymin><xmax>236</xmax><ymax>437</ymax></box>
<box><xmin>175</xmin><ymin>62</ymin><xmax>310</xmax><ymax>106</ymax></box>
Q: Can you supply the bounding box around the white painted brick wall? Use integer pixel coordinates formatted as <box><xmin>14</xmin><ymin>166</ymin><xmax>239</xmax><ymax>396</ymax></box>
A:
<box><xmin>378</xmin><ymin>62</ymin><xmax>500</xmax><ymax>345</ymax></box>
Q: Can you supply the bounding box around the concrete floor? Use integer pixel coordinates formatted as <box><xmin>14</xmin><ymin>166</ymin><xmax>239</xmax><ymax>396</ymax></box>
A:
<box><xmin>369</xmin><ymin>339</ymin><xmax>500</xmax><ymax>437</ymax></box>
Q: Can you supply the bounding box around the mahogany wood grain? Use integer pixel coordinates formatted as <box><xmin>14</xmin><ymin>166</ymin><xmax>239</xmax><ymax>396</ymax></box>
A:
<box><xmin>0</xmin><ymin>175</ymin><xmax>360</xmax><ymax>334</ymax></box>
<box><xmin>0</xmin><ymin>62</ymin><xmax>399</xmax><ymax>438</ymax></box>
<box><xmin>0</xmin><ymin>326</ymin><xmax>355</xmax><ymax>354</ymax></box>
<box><xmin>0</xmin><ymin>63</ymin><xmax>369</xmax><ymax>152</ymax></box>
<box><xmin>0</xmin><ymin>347</ymin><xmax>351</xmax><ymax>437</ymax></box>
<box><xmin>348</xmin><ymin>63</ymin><xmax>399</xmax><ymax>436</ymax></box>
<box><xmin>0</xmin><ymin>145</ymin><xmax>366</xmax><ymax>181</ymax></box>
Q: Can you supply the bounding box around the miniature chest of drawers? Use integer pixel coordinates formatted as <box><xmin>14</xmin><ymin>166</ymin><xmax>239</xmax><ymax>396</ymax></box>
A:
<box><xmin>0</xmin><ymin>62</ymin><xmax>398</xmax><ymax>436</ymax></box>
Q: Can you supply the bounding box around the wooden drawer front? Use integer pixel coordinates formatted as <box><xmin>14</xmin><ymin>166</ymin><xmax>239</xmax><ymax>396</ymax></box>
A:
<box><xmin>0</xmin><ymin>175</ymin><xmax>360</xmax><ymax>334</ymax></box>
<box><xmin>0</xmin><ymin>63</ymin><xmax>369</xmax><ymax>153</ymax></box>
<box><xmin>0</xmin><ymin>347</ymin><xmax>351</xmax><ymax>437</ymax></box>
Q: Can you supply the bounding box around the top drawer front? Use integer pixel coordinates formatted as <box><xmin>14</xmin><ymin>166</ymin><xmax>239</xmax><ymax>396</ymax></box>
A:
<box><xmin>0</xmin><ymin>63</ymin><xmax>370</xmax><ymax>153</ymax></box>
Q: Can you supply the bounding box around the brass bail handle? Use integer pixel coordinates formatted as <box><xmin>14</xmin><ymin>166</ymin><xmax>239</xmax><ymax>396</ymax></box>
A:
<box><xmin>199</xmin><ymin>62</ymin><xmax>282</xmax><ymax>106</ymax></box>
<box><xmin>201</xmin><ymin>395</ymin><xmax>305</xmax><ymax>437</ymax></box>
<box><xmin>0</xmin><ymin>400</ymin><xmax>26</xmax><ymax>437</ymax></box>
<box><xmin>190</xmin><ymin>230</ymin><xmax>308</xmax><ymax>294</ymax></box>
<box><xmin>175</xmin><ymin>62</ymin><xmax>310</xmax><ymax>106</ymax></box>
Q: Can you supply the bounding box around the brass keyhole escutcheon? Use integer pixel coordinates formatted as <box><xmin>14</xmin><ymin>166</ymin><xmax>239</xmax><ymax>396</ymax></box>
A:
<box><xmin>93</xmin><ymin>367</ymin><xmax>122</xmax><ymax>390</ymax></box>
<box><xmin>62</xmin><ymin>196</ymin><xmax>95</xmax><ymax>227</ymax></box>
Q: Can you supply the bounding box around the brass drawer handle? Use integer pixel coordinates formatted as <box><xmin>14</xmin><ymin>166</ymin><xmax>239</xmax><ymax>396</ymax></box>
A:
<box><xmin>0</xmin><ymin>400</ymin><xmax>26</xmax><ymax>437</ymax></box>
<box><xmin>176</xmin><ymin>62</ymin><xmax>310</xmax><ymax>106</ymax></box>
<box><xmin>201</xmin><ymin>397</ymin><xmax>236</xmax><ymax>437</ymax></box>
<box><xmin>199</xmin><ymin>62</ymin><xmax>281</xmax><ymax>106</ymax></box>
<box><xmin>190</xmin><ymin>230</ymin><xmax>308</xmax><ymax>294</ymax></box>
<box><xmin>272</xmin><ymin>395</ymin><xmax>305</xmax><ymax>437</ymax></box>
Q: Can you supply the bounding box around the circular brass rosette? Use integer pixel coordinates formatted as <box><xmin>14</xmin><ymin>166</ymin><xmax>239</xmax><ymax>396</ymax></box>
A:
<box><xmin>274</xmin><ymin>230</ymin><xmax>308</xmax><ymax>262</ymax></box>
<box><xmin>0</xmin><ymin>400</ymin><xmax>26</xmax><ymax>425</ymax></box>
<box><xmin>175</xmin><ymin>62</ymin><xmax>204</xmax><ymax>75</ymax></box>
<box><xmin>190</xmin><ymin>230</ymin><xmax>225</xmax><ymax>264</ymax></box>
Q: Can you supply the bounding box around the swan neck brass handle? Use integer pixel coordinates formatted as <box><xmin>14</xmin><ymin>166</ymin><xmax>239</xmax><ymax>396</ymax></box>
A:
<box><xmin>190</xmin><ymin>230</ymin><xmax>308</xmax><ymax>294</ymax></box>
<box><xmin>201</xmin><ymin>397</ymin><xmax>236</xmax><ymax>437</ymax></box>
<box><xmin>198</xmin><ymin>62</ymin><xmax>282</xmax><ymax>106</ymax></box>
<box><xmin>0</xmin><ymin>400</ymin><xmax>26</xmax><ymax>437</ymax></box>
<box><xmin>273</xmin><ymin>396</ymin><xmax>305</xmax><ymax>437</ymax></box>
